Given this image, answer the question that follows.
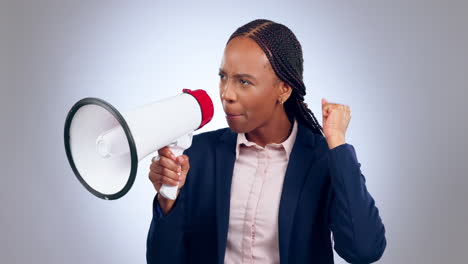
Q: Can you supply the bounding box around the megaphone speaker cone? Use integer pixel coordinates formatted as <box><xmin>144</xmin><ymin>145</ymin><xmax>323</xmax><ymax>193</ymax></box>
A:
<box><xmin>64</xmin><ymin>98</ymin><xmax>138</xmax><ymax>200</ymax></box>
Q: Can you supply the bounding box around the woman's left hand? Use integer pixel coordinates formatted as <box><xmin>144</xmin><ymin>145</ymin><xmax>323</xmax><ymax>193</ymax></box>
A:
<box><xmin>321</xmin><ymin>98</ymin><xmax>351</xmax><ymax>149</ymax></box>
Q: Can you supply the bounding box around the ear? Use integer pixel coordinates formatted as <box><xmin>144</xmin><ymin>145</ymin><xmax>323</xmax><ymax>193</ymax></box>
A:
<box><xmin>277</xmin><ymin>81</ymin><xmax>293</xmax><ymax>103</ymax></box>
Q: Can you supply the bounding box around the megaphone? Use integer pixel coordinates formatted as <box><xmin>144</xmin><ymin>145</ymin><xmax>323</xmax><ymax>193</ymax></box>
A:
<box><xmin>64</xmin><ymin>89</ymin><xmax>214</xmax><ymax>200</ymax></box>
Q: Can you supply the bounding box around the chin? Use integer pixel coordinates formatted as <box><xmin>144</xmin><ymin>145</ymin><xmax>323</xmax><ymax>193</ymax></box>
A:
<box><xmin>226</xmin><ymin>120</ymin><xmax>248</xmax><ymax>134</ymax></box>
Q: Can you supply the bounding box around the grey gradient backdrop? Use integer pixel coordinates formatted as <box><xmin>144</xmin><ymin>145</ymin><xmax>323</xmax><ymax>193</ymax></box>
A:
<box><xmin>1</xmin><ymin>0</ymin><xmax>467</xmax><ymax>263</ymax></box>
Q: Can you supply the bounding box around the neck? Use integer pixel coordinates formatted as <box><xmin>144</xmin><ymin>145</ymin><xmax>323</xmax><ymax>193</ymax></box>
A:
<box><xmin>245</xmin><ymin>110</ymin><xmax>293</xmax><ymax>148</ymax></box>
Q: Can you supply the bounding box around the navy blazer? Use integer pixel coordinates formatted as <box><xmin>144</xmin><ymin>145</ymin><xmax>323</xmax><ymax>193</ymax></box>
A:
<box><xmin>147</xmin><ymin>122</ymin><xmax>386</xmax><ymax>263</ymax></box>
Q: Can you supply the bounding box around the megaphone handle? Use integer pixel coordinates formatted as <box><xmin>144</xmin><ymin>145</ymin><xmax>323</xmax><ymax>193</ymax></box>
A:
<box><xmin>159</xmin><ymin>133</ymin><xmax>193</xmax><ymax>200</ymax></box>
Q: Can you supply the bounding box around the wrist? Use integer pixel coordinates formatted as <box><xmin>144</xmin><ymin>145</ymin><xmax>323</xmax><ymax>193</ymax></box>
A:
<box><xmin>157</xmin><ymin>191</ymin><xmax>178</xmax><ymax>215</ymax></box>
<box><xmin>327</xmin><ymin>135</ymin><xmax>346</xmax><ymax>149</ymax></box>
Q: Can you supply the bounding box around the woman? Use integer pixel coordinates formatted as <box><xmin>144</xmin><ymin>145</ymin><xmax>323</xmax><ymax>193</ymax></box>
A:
<box><xmin>147</xmin><ymin>19</ymin><xmax>386</xmax><ymax>264</ymax></box>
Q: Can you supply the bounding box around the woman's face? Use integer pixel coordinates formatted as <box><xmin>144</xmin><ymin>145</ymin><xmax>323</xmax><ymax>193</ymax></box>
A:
<box><xmin>219</xmin><ymin>36</ymin><xmax>286</xmax><ymax>133</ymax></box>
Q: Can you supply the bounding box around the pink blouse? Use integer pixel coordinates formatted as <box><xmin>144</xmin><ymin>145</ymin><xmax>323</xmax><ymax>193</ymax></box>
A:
<box><xmin>224</xmin><ymin>119</ymin><xmax>298</xmax><ymax>264</ymax></box>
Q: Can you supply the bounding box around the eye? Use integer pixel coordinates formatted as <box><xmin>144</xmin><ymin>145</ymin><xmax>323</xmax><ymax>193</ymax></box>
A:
<box><xmin>218</xmin><ymin>73</ymin><xmax>226</xmax><ymax>80</ymax></box>
<box><xmin>240</xmin><ymin>79</ymin><xmax>250</xmax><ymax>86</ymax></box>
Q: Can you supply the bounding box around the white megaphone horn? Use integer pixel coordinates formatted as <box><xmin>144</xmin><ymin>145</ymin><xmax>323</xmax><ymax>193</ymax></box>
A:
<box><xmin>64</xmin><ymin>89</ymin><xmax>214</xmax><ymax>200</ymax></box>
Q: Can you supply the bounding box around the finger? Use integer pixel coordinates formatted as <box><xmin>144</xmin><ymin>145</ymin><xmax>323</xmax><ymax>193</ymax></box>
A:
<box><xmin>148</xmin><ymin>171</ymin><xmax>166</xmax><ymax>184</ymax></box>
<box><xmin>149</xmin><ymin>157</ymin><xmax>163</xmax><ymax>173</ymax></box>
<box><xmin>323</xmin><ymin>100</ymin><xmax>342</xmax><ymax>116</ymax></box>
<box><xmin>150</xmin><ymin>156</ymin><xmax>160</xmax><ymax>172</ymax></box>
<box><xmin>161</xmin><ymin>175</ymin><xmax>180</xmax><ymax>186</ymax></box>
<box><xmin>161</xmin><ymin>166</ymin><xmax>181</xmax><ymax>181</ymax></box>
<box><xmin>325</xmin><ymin>103</ymin><xmax>344</xmax><ymax>115</ymax></box>
<box><xmin>151</xmin><ymin>171</ymin><xmax>179</xmax><ymax>187</ymax></box>
<box><xmin>149</xmin><ymin>163</ymin><xmax>180</xmax><ymax>181</ymax></box>
<box><xmin>154</xmin><ymin>156</ymin><xmax>181</xmax><ymax>174</ymax></box>
<box><xmin>321</xmin><ymin>98</ymin><xmax>328</xmax><ymax>112</ymax></box>
<box><xmin>323</xmin><ymin>104</ymin><xmax>334</xmax><ymax>117</ymax></box>
<box><xmin>149</xmin><ymin>160</ymin><xmax>162</xmax><ymax>174</ymax></box>
<box><xmin>149</xmin><ymin>168</ymin><xmax>180</xmax><ymax>185</ymax></box>
<box><xmin>323</xmin><ymin>108</ymin><xmax>328</xmax><ymax>118</ymax></box>
<box><xmin>322</xmin><ymin>101</ymin><xmax>328</xmax><ymax>116</ymax></box>
<box><xmin>150</xmin><ymin>174</ymin><xmax>164</xmax><ymax>187</ymax></box>
<box><xmin>326</xmin><ymin>108</ymin><xmax>336</xmax><ymax>120</ymax></box>
<box><xmin>158</xmin><ymin>146</ymin><xmax>176</xmax><ymax>161</ymax></box>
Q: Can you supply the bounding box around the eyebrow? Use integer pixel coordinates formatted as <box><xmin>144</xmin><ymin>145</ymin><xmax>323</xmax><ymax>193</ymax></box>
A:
<box><xmin>219</xmin><ymin>68</ymin><xmax>257</xmax><ymax>81</ymax></box>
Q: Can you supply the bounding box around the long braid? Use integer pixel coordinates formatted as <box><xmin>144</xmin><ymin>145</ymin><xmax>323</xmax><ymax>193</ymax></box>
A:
<box><xmin>227</xmin><ymin>19</ymin><xmax>324</xmax><ymax>136</ymax></box>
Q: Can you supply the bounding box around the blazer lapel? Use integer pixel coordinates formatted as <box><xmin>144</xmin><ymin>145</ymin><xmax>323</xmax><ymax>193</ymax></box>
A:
<box><xmin>215</xmin><ymin>128</ymin><xmax>237</xmax><ymax>264</ymax></box>
<box><xmin>278</xmin><ymin>123</ymin><xmax>318</xmax><ymax>263</ymax></box>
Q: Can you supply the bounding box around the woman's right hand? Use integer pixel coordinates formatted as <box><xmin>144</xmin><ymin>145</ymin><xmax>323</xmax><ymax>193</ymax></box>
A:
<box><xmin>148</xmin><ymin>146</ymin><xmax>190</xmax><ymax>215</ymax></box>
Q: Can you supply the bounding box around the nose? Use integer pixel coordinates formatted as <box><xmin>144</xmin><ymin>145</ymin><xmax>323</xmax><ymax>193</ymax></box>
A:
<box><xmin>220</xmin><ymin>80</ymin><xmax>236</xmax><ymax>103</ymax></box>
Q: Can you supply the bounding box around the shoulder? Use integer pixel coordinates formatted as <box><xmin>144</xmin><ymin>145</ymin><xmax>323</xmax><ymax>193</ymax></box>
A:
<box><xmin>308</xmin><ymin>132</ymin><xmax>331</xmax><ymax>162</ymax></box>
<box><xmin>296</xmin><ymin>122</ymin><xmax>329</xmax><ymax>155</ymax></box>
<box><xmin>294</xmin><ymin>126</ymin><xmax>331</xmax><ymax>165</ymax></box>
<box><xmin>314</xmin><ymin>132</ymin><xmax>329</xmax><ymax>151</ymax></box>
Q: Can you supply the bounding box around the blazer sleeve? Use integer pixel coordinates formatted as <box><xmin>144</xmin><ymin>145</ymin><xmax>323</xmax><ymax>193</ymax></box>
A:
<box><xmin>327</xmin><ymin>143</ymin><xmax>387</xmax><ymax>263</ymax></box>
<box><xmin>146</xmin><ymin>188</ymin><xmax>187</xmax><ymax>264</ymax></box>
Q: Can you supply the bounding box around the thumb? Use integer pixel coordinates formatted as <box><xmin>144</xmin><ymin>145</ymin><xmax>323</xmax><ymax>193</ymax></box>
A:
<box><xmin>322</xmin><ymin>98</ymin><xmax>328</xmax><ymax>117</ymax></box>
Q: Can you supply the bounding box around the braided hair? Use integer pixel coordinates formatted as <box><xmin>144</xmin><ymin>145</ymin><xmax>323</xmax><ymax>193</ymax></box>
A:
<box><xmin>227</xmin><ymin>19</ymin><xmax>324</xmax><ymax>136</ymax></box>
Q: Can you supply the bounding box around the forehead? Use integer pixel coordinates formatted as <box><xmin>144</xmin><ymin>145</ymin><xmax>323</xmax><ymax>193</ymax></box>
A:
<box><xmin>221</xmin><ymin>36</ymin><xmax>271</xmax><ymax>73</ymax></box>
